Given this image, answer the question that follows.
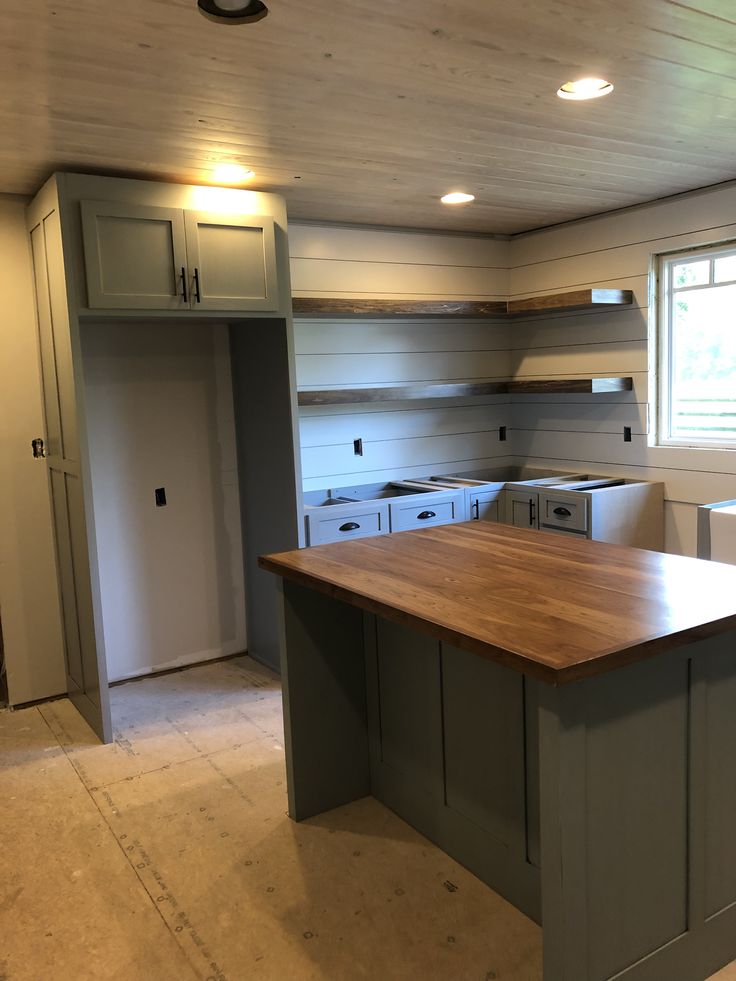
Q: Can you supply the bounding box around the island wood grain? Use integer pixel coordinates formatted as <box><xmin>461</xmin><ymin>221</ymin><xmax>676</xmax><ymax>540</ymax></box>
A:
<box><xmin>260</xmin><ymin>522</ymin><xmax>736</xmax><ymax>684</ymax></box>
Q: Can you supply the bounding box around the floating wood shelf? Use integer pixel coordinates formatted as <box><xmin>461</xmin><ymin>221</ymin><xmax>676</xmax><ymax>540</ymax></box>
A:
<box><xmin>291</xmin><ymin>298</ymin><xmax>508</xmax><ymax>317</ymax></box>
<box><xmin>298</xmin><ymin>376</ymin><xmax>633</xmax><ymax>406</ymax></box>
<box><xmin>292</xmin><ymin>289</ymin><xmax>633</xmax><ymax>319</ymax></box>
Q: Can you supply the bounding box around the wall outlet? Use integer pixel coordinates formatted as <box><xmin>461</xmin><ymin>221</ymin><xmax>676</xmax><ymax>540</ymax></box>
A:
<box><xmin>353</xmin><ymin>438</ymin><xmax>363</xmax><ymax>456</ymax></box>
<box><xmin>155</xmin><ymin>487</ymin><xmax>167</xmax><ymax>506</ymax></box>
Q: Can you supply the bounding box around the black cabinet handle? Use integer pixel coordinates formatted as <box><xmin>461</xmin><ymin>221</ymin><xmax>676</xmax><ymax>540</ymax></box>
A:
<box><xmin>529</xmin><ymin>500</ymin><xmax>536</xmax><ymax>525</ymax></box>
<box><xmin>193</xmin><ymin>267</ymin><xmax>201</xmax><ymax>303</ymax></box>
<box><xmin>472</xmin><ymin>500</ymin><xmax>480</xmax><ymax>519</ymax></box>
<box><xmin>553</xmin><ymin>506</ymin><xmax>572</xmax><ymax>517</ymax></box>
<box><xmin>417</xmin><ymin>510</ymin><xmax>436</xmax><ymax>520</ymax></box>
<box><xmin>180</xmin><ymin>266</ymin><xmax>188</xmax><ymax>303</ymax></box>
<box><xmin>339</xmin><ymin>521</ymin><xmax>360</xmax><ymax>532</ymax></box>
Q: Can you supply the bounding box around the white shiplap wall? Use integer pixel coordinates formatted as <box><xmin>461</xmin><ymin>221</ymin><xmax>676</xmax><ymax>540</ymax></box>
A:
<box><xmin>508</xmin><ymin>182</ymin><xmax>736</xmax><ymax>556</ymax></box>
<box><xmin>290</xmin><ymin>223</ymin><xmax>515</xmax><ymax>491</ymax></box>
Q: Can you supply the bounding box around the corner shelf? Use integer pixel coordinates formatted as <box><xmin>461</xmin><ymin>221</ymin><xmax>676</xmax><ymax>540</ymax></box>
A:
<box><xmin>292</xmin><ymin>288</ymin><xmax>633</xmax><ymax>319</ymax></box>
<box><xmin>298</xmin><ymin>376</ymin><xmax>633</xmax><ymax>406</ymax></box>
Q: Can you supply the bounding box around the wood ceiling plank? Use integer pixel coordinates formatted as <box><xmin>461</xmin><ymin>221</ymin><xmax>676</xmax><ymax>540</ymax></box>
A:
<box><xmin>2</xmin><ymin>0</ymin><xmax>736</xmax><ymax>232</ymax></box>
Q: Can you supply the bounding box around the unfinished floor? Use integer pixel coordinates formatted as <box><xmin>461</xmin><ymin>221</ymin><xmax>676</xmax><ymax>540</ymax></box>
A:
<box><xmin>0</xmin><ymin>657</ymin><xmax>734</xmax><ymax>981</ymax></box>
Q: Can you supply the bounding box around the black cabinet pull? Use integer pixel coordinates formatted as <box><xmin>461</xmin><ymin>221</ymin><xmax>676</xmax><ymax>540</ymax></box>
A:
<box><xmin>193</xmin><ymin>267</ymin><xmax>201</xmax><ymax>303</ymax></box>
<box><xmin>180</xmin><ymin>266</ymin><xmax>188</xmax><ymax>303</ymax></box>
<box><xmin>417</xmin><ymin>510</ymin><xmax>436</xmax><ymax>520</ymax></box>
<box><xmin>528</xmin><ymin>499</ymin><xmax>536</xmax><ymax>525</ymax></box>
<box><xmin>339</xmin><ymin>521</ymin><xmax>360</xmax><ymax>532</ymax></box>
<box><xmin>472</xmin><ymin>500</ymin><xmax>480</xmax><ymax>519</ymax></box>
<box><xmin>553</xmin><ymin>506</ymin><xmax>572</xmax><ymax>517</ymax></box>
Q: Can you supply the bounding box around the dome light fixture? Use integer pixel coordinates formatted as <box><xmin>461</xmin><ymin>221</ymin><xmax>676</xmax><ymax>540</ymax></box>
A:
<box><xmin>441</xmin><ymin>191</ymin><xmax>475</xmax><ymax>205</ymax></box>
<box><xmin>557</xmin><ymin>77</ymin><xmax>614</xmax><ymax>101</ymax></box>
<box><xmin>197</xmin><ymin>0</ymin><xmax>269</xmax><ymax>25</ymax></box>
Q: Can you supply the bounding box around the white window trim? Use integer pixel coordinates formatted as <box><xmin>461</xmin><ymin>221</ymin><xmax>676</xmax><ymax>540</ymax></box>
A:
<box><xmin>656</xmin><ymin>242</ymin><xmax>736</xmax><ymax>451</ymax></box>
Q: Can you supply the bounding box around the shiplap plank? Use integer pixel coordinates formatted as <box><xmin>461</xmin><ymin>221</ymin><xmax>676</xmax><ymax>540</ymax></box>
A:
<box><xmin>294</xmin><ymin>319</ymin><xmax>511</xmax><ymax>355</ymax></box>
<box><xmin>296</xmin><ymin>351</ymin><xmax>512</xmax><ymax>387</ymax></box>
<box><xmin>510</xmin><ymin>183</ymin><xmax>736</xmax><ymax>267</ymax></box>
<box><xmin>290</xmin><ymin>256</ymin><xmax>508</xmax><ymax>299</ymax></box>
<box><xmin>513</xmin><ymin>303</ymin><xmax>648</xmax><ymax>351</ymax></box>
<box><xmin>511</xmin><ymin>341</ymin><xmax>647</xmax><ymax>379</ymax></box>
<box><xmin>301</xmin><ymin>455</ymin><xmax>517</xmax><ymax>494</ymax></box>
<box><xmin>513</xmin><ymin>402</ymin><xmax>648</xmax><ymax>435</ymax></box>
<box><xmin>509</xmin><ymin>223</ymin><xmax>736</xmax><ymax>297</ymax></box>
<box><xmin>301</xmin><ymin>432</ymin><xmax>511</xmax><ymax>481</ymax></box>
<box><xmin>300</xmin><ymin>404</ymin><xmax>508</xmax><ymax>447</ymax></box>
<box><xmin>288</xmin><ymin>223</ymin><xmax>510</xmax><ymax>268</ymax></box>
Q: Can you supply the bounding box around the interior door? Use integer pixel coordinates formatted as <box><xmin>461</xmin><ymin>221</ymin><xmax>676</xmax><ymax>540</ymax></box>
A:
<box><xmin>80</xmin><ymin>201</ymin><xmax>189</xmax><ymax>310</ymax></box>
<box><xmin>184</xmin><ymin>211</ymin><xmax>278</xmax><ymax>312</ymax></box>
<box><xmin>29</xmin><ymin>207</ymin><xmax>112</xmax><ymax>742</ymax></box>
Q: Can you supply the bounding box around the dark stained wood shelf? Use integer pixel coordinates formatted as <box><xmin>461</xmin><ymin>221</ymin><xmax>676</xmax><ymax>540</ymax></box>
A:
<box><xmin>508</xmin><ymin>376</ymin><xmax>633</xmax><ymax>395</ymax></box>
<box><xmin>292</xmin><ymin>288</ymin><xmax>633</xmax><ymax>319</ymax></box>
<box><xmin>259</xmin><ymin>522</ymin><xmax>736</xmax><ymax>685</ymax></box>
<box><xmin>298</xmin><ymin>376</ymin><xmax>633</xmax><ymax>405</ymax></box>
<box><xmin>292</xmin><ymin>298</ymin><xmax>507</xmax><ymax>317</ymax></box>
<box><xmin>298</xmin><ymin>380</ymin><xmax>509</xmax><ymax>406</ymax></box>
<box><xmin>506</xmin><ymin>288</ymin><xmax>633</xmax><ymax>316</ymax></box>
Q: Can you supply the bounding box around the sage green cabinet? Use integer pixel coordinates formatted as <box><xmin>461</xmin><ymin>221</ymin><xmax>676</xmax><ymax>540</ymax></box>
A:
<box><xmin>81</xmin><ymin>201</ymin><xmax>278</xmax><ymax>313</ymax></box>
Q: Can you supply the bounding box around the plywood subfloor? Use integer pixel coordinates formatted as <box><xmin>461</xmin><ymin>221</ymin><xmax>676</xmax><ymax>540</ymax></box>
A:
<box><xmin>0</xmin><ymin>656</ymin><xmax>544</xmax><ymax>981</ymax></box>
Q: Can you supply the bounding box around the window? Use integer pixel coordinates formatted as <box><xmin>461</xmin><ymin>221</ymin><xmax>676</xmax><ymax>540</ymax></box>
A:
<box><xmin>658</xmin><ymin>243</ymin><xmax>736</xmax><ymax>449</ymax></box>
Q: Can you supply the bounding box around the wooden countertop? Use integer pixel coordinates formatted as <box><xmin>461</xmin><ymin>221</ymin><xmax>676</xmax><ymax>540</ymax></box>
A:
<box><xmin>259</xmin><ymin>522</ymin><xmax>736</xmax><ymax>685</ymax></box>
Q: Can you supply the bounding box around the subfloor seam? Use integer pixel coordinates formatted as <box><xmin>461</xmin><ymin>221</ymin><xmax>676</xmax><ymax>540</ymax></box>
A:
<box><xmin>37</xmin><ymin>709</ymin><xmax>203</xmax><ymax>981</ymax></box>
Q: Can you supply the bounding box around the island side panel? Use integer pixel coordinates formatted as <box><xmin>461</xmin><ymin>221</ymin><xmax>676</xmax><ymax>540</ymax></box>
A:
<box><xmin>537</xmin><ymin>633</ymin><xmax>736</xmax><ymax>981</ymax></box>
<box><xmin>364</xmin><ymin>618</ymin><xmax>541</xmax><ymax>920</ymax></box>
<box><xmin>278</xmin><ymin>579</ymin><xmax>370</xmax><ymax>821</ymax></box>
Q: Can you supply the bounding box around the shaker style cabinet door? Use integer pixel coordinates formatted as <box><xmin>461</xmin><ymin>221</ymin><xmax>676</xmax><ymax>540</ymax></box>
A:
<box><xmin>81</xmin><ymin>201</ymin><xmax>189</xmax><ymax>310</ymax></box>
<box><xmin>183</xmin><ymin>211</ymin><xmax>278</xmax><ymax>312</ymax></box>
<box><xmin>506</xmin><ymin>490</ymin><xmax>539</xmax><ymax>528</ymax></box>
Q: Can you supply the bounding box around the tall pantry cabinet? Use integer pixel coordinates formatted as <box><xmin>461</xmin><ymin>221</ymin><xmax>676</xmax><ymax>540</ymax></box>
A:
<box><xmin>26</xmin><ymin>173</ymin><xmax>304</xmax><ymax>741</ymax></box>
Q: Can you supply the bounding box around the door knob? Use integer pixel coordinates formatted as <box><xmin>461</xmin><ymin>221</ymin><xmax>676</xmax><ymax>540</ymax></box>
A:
<box><xmin>31</xmin><ymin>437</ymin><xmax>46</xmax><ymax>459</ymax></box>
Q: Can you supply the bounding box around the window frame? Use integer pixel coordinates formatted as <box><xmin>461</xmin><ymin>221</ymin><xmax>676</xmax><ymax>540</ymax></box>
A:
<box><xmin>656</xmin><ymin>241</ymin><xmax>736</xmax><ymax>451</ymax></box>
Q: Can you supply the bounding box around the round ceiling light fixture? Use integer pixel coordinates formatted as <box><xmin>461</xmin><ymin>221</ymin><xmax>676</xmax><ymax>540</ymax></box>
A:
<box><xmin>557</xmin><ymin>77</ymin><xmax>614</xmax><ymax>101</ymax></box>
<box><xmin>441</xmin><ymin>191</ymin><xmax>475</xmax><ymax>205</ymax></box>
<box><xmin>197</xmin><ymin>0</ymin><xmax>269</xmax><ymax>24</ymax></box>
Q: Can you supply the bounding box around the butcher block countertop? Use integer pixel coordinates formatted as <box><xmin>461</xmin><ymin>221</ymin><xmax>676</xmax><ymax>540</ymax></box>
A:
<box><xmin>260</xmin><ymin>522</ymin><xmax>736</xmax><ymax>684</ymax></box>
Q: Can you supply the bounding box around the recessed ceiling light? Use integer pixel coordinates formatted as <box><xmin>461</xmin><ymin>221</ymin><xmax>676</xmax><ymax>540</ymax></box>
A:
<box><xmin>212</xmin><ymin>163</ymin><xmax>255</xmax><ymax>184</ymax></box>
<box><xmin>197</xmin><ymin>0</ymin><xmax>268</xmax><ymax>25</ymax></box>
<box><xmin>441</xmin><ymin>192</ymin><xmax>475</xmax><ymax>205</ymax></box>
<box><xmin>557</xmin><ymin>77</ymin><xmax>614</xmax><ymax>101</ymax></box>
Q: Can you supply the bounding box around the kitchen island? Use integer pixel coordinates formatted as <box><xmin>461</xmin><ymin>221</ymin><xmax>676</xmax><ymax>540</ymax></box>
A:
<box><xmin>259</xmin><ymin>522</ymin><xmax>736</xmax><ymax>981</ymax></box>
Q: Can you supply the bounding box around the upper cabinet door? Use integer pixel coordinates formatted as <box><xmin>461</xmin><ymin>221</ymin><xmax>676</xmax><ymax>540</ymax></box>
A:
<box><xmin>81</xmin><ymin>201</ymin><xmax>189</xmax><ymax>310</ymax></box>
<box><xmin>184</xmin><ymin>212</ymin><xmax>279</xmax><ymax>312</ymax></box>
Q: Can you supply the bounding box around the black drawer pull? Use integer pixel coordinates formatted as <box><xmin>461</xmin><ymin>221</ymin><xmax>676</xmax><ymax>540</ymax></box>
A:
<box><xmin>553</xmin><ymin>506</ymin><xmax>572</xmax><ymax>517</ymax></box>
<box><xmin>417</xmin><ymin>510</ymin><xmax>436</xmax><ymax>520</ymax></box>
<box><xmin>339</xmin><ymin>521</ymin><xmax>360</xmax><ymax>532</ymax></box>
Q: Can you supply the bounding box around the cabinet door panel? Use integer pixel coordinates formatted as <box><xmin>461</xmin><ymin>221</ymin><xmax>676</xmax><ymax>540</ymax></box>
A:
<box><xmin>470</xmin><ymin>488</ymin><xmax>502</xmax><ymax>522</ymax></box>
<box><xmin>81</xmin><ymin>201</ymin><xmax>188</xmax><ymax>310</ymax></box>
<box><xmin>506</xmin><ymin>490</ymin><xmax>538</xmax><ymax>528</ymax></box>
<box><xmin>185</xmin><ymin>211</ymin><xmax>278</xmax><ymax>312</ymax></box>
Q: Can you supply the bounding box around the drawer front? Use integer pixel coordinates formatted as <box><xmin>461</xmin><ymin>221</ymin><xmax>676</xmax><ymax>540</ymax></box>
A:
<box><xmin>389</xmin><ymin>492</ymin><xmax>464</xmax><ymax>532</ymax></box>
<box><xmin>305</xmin><ymin>504</ymin><xmax>389</xmax><ymax>545</ymax></box>
<box><xmin>540</xmin><ymin>492</ymin><xmax>588</xmax><ymax>532</ymax></box>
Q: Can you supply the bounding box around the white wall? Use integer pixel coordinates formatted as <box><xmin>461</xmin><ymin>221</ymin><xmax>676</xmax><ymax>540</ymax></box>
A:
<box><xmin>81</xmin><ymin>322</ymin><xmax>246</xmax><ymax>683</ymax></box>
<box><xmin>0</xmin><ymin>195</ymin><xmax>66</xmax><ymax>704</ymax></box>
<box><xmin>290</xmin><ymin>223</ymin><xmax>516</xmax><ymax>490</ymax></box>
<box><xmin>508</xmin><ymin>182</ymin><xmax>736</xmax><ymax>555</ymax></box>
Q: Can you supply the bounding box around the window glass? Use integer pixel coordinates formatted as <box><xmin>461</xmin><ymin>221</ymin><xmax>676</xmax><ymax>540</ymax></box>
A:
<box><xmin>659</xmin><ymin>246</ymin><xmax>736</xmax><ymax>448</ymax></box>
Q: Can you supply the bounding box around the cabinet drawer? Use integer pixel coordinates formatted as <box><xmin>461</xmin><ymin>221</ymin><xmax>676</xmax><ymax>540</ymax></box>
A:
<box><xmin>305</xmin><ymin>504</ymin><xmax>389</xmax><ymax>546</ymax></box>
<box><xmin>540</xmin><ymin>493</ymin><xmax>588</xmax><ymax>532</ymax></box>
<box><xmin>389</xmin><ymin>492</ymin><xmax>464</xmax><ymax>532</ymax></box>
